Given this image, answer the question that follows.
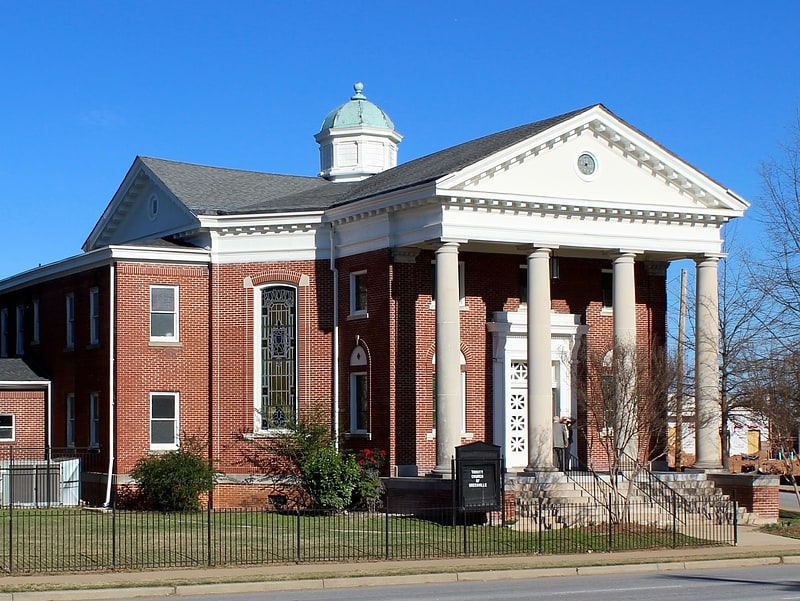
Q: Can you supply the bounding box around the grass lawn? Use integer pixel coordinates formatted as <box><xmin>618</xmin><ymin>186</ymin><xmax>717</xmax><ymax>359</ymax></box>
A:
<box><xmin>0</xmin><ymin>507</ymin><xmax>730</xmax><ymax>574</ymax></box>
<box><xmin>761</xmin><ymin>509</ymin><xmax>800</xmax><ymax>539</ymax></box>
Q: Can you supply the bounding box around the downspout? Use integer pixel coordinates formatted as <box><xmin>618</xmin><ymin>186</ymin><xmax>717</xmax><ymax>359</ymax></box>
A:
<box><xmin>104</xmin><ymin>263</ymin><xmax>116</xmax><ymax>508</ymax></box>
<box><xmin>329</xmin><ymin>224</ymin><xmax>340</xmax><ymax>450</ymax></box>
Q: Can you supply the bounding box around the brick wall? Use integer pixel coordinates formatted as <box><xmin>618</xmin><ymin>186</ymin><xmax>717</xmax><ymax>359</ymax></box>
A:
<box><xmin>0</xmin><ymin>389</ymin><xmax>47</xmax><ymax>448</ymax></box>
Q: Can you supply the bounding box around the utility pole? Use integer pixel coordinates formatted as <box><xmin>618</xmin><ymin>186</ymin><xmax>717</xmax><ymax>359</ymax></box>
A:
<box><xmin>675</xmin><ymin>269</ymin><xmax>688</xmax><ymax>470</ymax></box>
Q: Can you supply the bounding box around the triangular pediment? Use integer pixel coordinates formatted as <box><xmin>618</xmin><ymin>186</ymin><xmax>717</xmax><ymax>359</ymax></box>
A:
<box><xmin>83</xmin><ymin>157</ymin><xmax>200</xmax><ymax>252</ymax></box>
<box><xmin>436</xmin><ymin>105</ymin><xmax>748</xmax><ymax>220</ymax></box>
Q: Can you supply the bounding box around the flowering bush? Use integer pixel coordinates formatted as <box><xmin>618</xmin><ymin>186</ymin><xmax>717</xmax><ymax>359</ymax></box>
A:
<box><xmin>353</xmin><ymin>448</ymin><xmax>387</xmax><ymax>511</ymax></box>
<box><xmin>356</xmin><ymin>448</ymin><xmax>387</xmax><ymax>471</ymax></box>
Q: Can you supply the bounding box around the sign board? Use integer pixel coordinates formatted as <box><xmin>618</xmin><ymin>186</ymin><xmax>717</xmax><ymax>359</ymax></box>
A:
<box><xmin>455</xmin><ymin>441</ymin><xmax>503</xmax><ymax>511</ymax></box>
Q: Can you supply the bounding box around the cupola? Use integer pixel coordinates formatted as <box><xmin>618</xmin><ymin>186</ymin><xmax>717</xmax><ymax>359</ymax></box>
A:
<box><xmin>315</xmin><ymin>82</ymin><xmax>402</xmax><ymax>182</ymax></box>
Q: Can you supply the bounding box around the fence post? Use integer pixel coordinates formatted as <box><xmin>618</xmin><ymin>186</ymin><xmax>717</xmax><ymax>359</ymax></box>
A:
<box><xmin>112</xmin><ymin>491</ymin><xmax>117</xmax><ymax>570</ymax></box>
<box><xmin>384</xmin><ymin>494</ymin><xmax>390</xmax><ymax>561</ymax></box>
<box><xmin>295</xmin><ymin>509</ymin><xmax>301</xmax><ymax>563</ymax></box>
<box><xmin>607</xmin><ymin>492</ymin><xmax>613</xmax><ymax>551</ymax></box>
<box><xmin>206</xmin><ymin>493</ymin><xmax>212</xmax><ymax>567</ymax></box>
<box><xmin>732</xmin><ymin>490</ymin><xmax>738</xmax><ymax>546</ymax></box>
<box><xmin>7</xmin><ymin>446</ymin><xmax>12</xmax><ymax>574</ymax></box>
<box><xmin>537</xmin><ymin>497</ymin><xmax>543</xmax><ymax>553</ymax></box>
<box><xmin>672</xmin><ymin>491</ymin><xmax>677</xmax><ymax>548</ymax></box>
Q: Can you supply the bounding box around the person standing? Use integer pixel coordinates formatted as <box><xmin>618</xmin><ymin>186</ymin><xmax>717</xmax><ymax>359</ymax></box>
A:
<box><xmin>553</xmin><ymin>416</ymin><xmax>568</xmax><ymax>471</ymax></box>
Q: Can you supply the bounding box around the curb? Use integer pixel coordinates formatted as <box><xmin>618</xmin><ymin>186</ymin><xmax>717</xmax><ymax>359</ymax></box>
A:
<box><xmin>5</xmin><ymin>554</ymin><xmax>800</xmax><ymax>601</ymax></box>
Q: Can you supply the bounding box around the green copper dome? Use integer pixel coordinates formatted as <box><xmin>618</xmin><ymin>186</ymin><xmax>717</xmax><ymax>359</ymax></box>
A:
<box><xmin>319</xmin><ymin>82</ymin><xmax>395</xmax><ymax>131</ymax></box>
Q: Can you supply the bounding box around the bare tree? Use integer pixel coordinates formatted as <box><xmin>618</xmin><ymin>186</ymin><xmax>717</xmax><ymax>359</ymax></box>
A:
<box><xmin>577</xmin><ymin>339</ymin><xmax>677</xmax><ymax>491</ymax></box>
<box><xmin>717</xmin><ymin>234</ymin><xmax>772</xmax><ymax>468</ymax></box>
<box><xmin>745</xmin><ymin>348</ymin><xmax>800</xmax><ymax>506</ymax></box>
<box><xmin>757</xmin><ymin>111</ymin><xmax>800</xmax><ymax>342</ymax></box>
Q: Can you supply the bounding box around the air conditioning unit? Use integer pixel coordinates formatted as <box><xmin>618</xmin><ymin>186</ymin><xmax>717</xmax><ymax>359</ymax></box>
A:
<box><xmin>0</xmin><ymin>458</ymin><xmax>81</xmax><ymax>507</ymax></box>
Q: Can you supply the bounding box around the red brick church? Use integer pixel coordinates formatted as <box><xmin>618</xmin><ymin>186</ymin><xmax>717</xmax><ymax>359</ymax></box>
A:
<box><xmin>0</xmin><ymin>83</ymin><xmax>747</xmax><ymax>506</ymax></box>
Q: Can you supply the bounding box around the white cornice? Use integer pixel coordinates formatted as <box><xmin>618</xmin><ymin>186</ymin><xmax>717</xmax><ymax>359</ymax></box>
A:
<box><xmin>0</xmin><ymin>245</ymin><xmax>209</xmax><ymax>293</ymax></box>
<box><xmin>439</xmin><ymin>193</ymin><xmax>733</xmax><ymax>226</ymax></box>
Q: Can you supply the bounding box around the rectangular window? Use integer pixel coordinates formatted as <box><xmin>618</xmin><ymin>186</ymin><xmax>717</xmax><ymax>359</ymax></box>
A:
<box><xmin>431</xmin><ymin>261</ymin><xmax>466</xmax><ymax>307</ymax></box>
<box><xmin>150</xmin><ymin>285</ymin><xmax>179</xmax><ymax>341</ymax></box>
<box><xmin>89</xmin><ymin>287</ymin><xmax>100</xmax><ymax>345</ymax></box>
<box><xmin>65</xmin><ymin>294</ymin><xmax>75</xmax><ymax>349</ymax></box>
<box><xmin>350</xmin><ymin>372</ymin><xmax>369</xmax><ymax>433</ymax></box>
<box><xmin>150</xmin><ymin>392</ymin><xmax>179</xmax><ymax>450</ymax></box>
<box><xmin>349</xmin><ymin>271</ymin><xmax>368</xmax><ymax>315</ymax></box>
<box><xmin>601</xmin><ymin>270</ymin><xmax>613</xmax><ymax>309</ymax></box>
<box><xmin>32</xmin><ymin>300</ymin><xmax>40</xmax><ymax>345</ymax></box>
<box><xmin>432</xmin><ymin>371</ymin><xmax>467</xmax><ymax>432</ymax></box>
<box><xmin>0</xmin><ymin>415</ymin><xmax>14</xmax><ymax>441</ymax></box>
<box><xmin>0</xmin><ymin>308</ymin><xmax>8</xmax><ymax>357</ymax></box>
<box><xmin>15</xmin><ymin>305</ymin><xmax>24</xmax><ymax>355</ymax></box>
<box><xmin>89</xmin><ymin>393</ymin><xmax>100</xmax><ymax>448</ymax></box>
<box><xmin>66</xmin><ymin>394</ymin><xmax>75</xmax><ymax>447</ymax></box>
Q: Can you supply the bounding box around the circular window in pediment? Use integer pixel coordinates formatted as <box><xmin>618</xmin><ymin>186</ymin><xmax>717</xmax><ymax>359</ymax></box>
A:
<box><xmin>577</xmin><ymin>152</ymin><xmax>597</xmax><ymax>177</ymax></box>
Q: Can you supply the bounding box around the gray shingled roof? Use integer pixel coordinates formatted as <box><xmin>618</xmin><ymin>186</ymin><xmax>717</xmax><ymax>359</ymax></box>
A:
<box><xmin>0</xmin><ymin>358</ymin><xmax>48</xmax><ymax>383</ymax></box>
<box><xmin>141</xmin><ymin>105</ymin><xmax>596</xmax><ymax>216</ymax></box>
<box><xmin>139</xmin><ymin>157</ymin><xmax>334</xmax><ymax>215</ymax></box>
<box><xmin>336</xmin><ymin>105</ymin><xmax>596</xmax><ymax>206</ymax></box>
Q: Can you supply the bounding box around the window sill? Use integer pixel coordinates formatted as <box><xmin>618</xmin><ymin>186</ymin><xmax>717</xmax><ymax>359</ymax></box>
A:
<box><xmin>425</xmin><ymin>431</ymin><xmax>473</xmax><ymax>441</ymax></box>
<box><xmin>428</xmin><ymin>302</ymin><xmax>468</xmax><ymax>311</ymax></box>
<box><xmin>149</xmin><ymin>340</ymin><xmax>182</xmax><ymax>347</ymax></box>
<box><xmin>347</xmin><ymin>312</ymin><xmax>369</xmax><ymax>321</ymax></box>
<box><xmin>346</xmin><ymin>431</ymin><xmax>372</xmax><ymax>440</ymax></box>
<box><xmin>600</xmin><ymin>307</ymin><xmax>613</xmax><ymax>317</ymax></box>
<box><xmin>242</xmin><ymin>430</ymin><xmax>289</xmax><ymax>441</ymax></box>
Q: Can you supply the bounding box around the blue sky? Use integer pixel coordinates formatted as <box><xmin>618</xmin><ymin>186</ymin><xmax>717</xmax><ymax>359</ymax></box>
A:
<box><xmin>1</xmin><ymin>2</ymin><xmax>798</xmax><ymax>285</ymax></box>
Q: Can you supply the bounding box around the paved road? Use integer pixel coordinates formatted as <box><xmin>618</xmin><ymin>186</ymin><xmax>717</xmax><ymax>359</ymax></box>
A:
<box><xmin>113</xmin><ymin>564</ymin><xmax>800</xmax><ymax>601</ymax></box>
<box><xmin>781</xmin><ymin>489</ymin><xmax>800</xmax><ymax>509</ymax></box>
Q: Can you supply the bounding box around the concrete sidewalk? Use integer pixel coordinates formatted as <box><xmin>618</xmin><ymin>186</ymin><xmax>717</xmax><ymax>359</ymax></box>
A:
<box><xmin>1</xmin><ymin>524</ymin><xmax>799</xmax><ymax>601</ymax></box>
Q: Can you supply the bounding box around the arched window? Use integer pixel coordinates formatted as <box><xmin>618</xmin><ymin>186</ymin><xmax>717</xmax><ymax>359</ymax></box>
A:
<box><xmin>258</xmin><ymin>285</ymin><xmax>298</xmax><ymax>430</ymax></box>
<box><xmin>432</xmin><ymin>352</ymin><xmax>467</xmax><ymax>433</ymax></box>
<box><xmin>350</xmin><ymin>345</ymin><xmax>369</xmax><ymax>434</ymax></box>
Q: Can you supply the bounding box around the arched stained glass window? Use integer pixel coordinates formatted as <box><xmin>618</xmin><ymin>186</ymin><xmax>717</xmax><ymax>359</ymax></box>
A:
<box><xmin>260</xmin><ymin>285</ymin><xmax>297</xmax><ymax>429</ymax></box>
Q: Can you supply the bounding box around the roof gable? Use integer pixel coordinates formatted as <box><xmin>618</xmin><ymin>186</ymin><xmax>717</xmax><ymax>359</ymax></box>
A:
<box><xmin>84</xmin><ymin>157</ymin><xmax>336</xmax><ymax>252</ymax></box>
<box><xmin>437</xmin><ymin>105</ymin><xmax>748</xmax><ymax>217</ymax></box>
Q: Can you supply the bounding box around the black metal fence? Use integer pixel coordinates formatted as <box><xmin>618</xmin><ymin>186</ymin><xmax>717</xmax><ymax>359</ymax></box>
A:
<box><xmin>0</xmin><ymin>495</ymin><xmax>737</xmax><ymax>574</ymax></box>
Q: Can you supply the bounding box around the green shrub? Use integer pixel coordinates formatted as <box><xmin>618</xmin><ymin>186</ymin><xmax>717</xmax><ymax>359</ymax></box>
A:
<box><xmin>130</xmin><ymin>436</ymin><xmax>215</xmax><ymax>512</ymax></box>
<box><xmin>301</xmin><ymin>445</ymin><xmax>361</xmax><ymax>512</ymax></box>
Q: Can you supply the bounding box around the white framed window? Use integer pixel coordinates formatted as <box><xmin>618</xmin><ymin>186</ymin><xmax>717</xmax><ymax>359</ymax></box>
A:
<box><xmin>349</xmin><ymin>345</ymin><xmax>369</xmax><ymax>434</ymax></box>
<box><xmin>430</xmin><ymin>261</ymin><xmax>466</xmax><ymax>308</ymax></box>
<box><xmin>349</xmin><ymin>271</ymin><xmax>368</xmax><ymax>316</ymax></box>
<box><xmin>89</xmin><ymin>393</ymin><xmax>100</xmax><ymax>448</ymax></box>
<box><xmin>32</xmin><ymin>299</ymin><xmax>40</xmax><ymax>345</ymax></box>
<box><xmin>150</xmin><ymin>392</ymin><xmax>179</xmax><ymax>450</ymax></box>
<box><xmin>150</xmin><ymin>285</ymin><xmax>179</xmax><ymax>342</ymax></box>
<box><xmin>255</xmin><ymin>285</ymin><xmax>298</xmax><ymax>431</ymax></box>
<box><xmin>1</xmin><ymin>308</ymin><xmax>8</xmax><ymax>357</ymax></box>
<box><xmin>89</xmin><ymin>287</ymin><xmax>100</xmax><ymax>345</ymax></box>
<box><xmin>15</xmin><ymin>305</ymin><xmax>24</xmax><ymax>355</ymax></box>
<box><xmin>66</xmin><ymin>394</ymin><xmax>75</xmax><ymax>447</ymax></box>
<box><xmin>601</xmin><ymin>269</ymin><xmax>613</xmax><ymax>313</ymax></box>
<box><xmin>65</xmin><ymin>293</ymin><xmax>75</xmax><ymax>349</ymax></box>
<box><xmin>350</xmin><ymin>373</ymin><xmax>369</xmax><ymax>433</ymax></box>
<box><xmin>0</xmin><ymin>414</ymin><xmax>15</xmax><ymax>441</ymax></box>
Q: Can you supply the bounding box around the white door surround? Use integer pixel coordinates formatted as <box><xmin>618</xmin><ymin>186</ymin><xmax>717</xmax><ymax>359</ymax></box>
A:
<box><xmin>488</xmin><ymin>311</ymin><xmax>588</xmax><ymax>471</ymax></box>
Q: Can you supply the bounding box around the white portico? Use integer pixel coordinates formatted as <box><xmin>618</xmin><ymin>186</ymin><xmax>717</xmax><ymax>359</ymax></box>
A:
<box><xmin>338</xmin><ymin>103</ymin><xmax>748</xmax><ymax>475</ymax></box>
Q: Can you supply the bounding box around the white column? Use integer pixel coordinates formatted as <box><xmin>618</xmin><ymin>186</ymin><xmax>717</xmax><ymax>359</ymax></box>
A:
<box><xmin>525</xmin><ymin>247</ymin><xmax>554</xmax><ymax>471</ymax></box>
<box><xmin>433</xmin><ymin>241</ymin><xmax>462</xmax><ymax>476</ymax></box>
<box><xmin>613</xmin><ymin>252</ymin><xmax>638</xmax><ymax>460</ymax></box>
<box><xmin>694</xmin><ymin>255</ymin><xmax>722</xmax><ymax>470</ymax></box>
